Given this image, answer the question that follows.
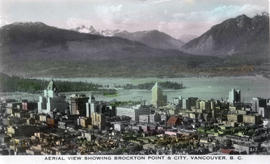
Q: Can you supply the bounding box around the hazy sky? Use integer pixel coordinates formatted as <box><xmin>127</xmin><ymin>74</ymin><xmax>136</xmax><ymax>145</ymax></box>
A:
<box><xmin>0</xmin><ymin>0</ymin><xmax>268</xmax><ymax>38</ymax></box>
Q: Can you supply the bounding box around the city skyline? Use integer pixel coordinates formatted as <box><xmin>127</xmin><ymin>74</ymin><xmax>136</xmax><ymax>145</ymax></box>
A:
<box><xmin>1</xmin><ymin>79</ymin><xmax>270</xmax><ymax>155</ymax></box>
<box><xmin>0</xmin><ymin>0</ymin><xmax>270</xmax><ymax>159</ymax></box>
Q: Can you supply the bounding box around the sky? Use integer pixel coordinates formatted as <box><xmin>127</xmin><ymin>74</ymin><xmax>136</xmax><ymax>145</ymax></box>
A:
<box><xmin>0</xmin><ymin>0</ymin><xmax>269</xmax><ymax>38</ymax></box>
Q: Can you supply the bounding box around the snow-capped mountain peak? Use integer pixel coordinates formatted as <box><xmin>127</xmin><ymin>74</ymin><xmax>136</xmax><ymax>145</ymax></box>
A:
<box><xmin>74</xmin><ymin>25</ymin><xmax>100</xmax><ymax>35</ymax></box>
<box><xmin>73</xmin><ymin>25</ymin><xmax>122</xmax><ymax>37</ymax></box>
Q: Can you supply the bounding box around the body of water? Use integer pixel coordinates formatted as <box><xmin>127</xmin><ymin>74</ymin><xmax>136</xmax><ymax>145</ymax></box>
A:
<box><xmin>1</xmin><ymin>76</ymin><xmax>270</xmax><ymax>104</ymax></box>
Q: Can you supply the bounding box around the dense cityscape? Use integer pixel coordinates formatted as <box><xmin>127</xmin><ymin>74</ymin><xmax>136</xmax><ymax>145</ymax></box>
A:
<box><xmin>0</xmin><ymin>80</ymin><xmax>270</xmax><ymax>155</ymax></box>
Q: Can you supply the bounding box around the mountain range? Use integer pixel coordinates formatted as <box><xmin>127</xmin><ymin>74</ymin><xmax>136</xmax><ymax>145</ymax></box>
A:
<box><xmin>113</xmin><ymin>30</ymin><xmax>184</xmax><ymax>50</ymax></box>
<box><xmin>0</xmin><ymin>14</ymin><xmax>269</xmax><ymax>77</ymax></box>
<box><xmin>73</xmin><ymin>25</ymin><xmax>184</xmax><ymax>50</ymax></box>
<box><xmin>182</xmin><ymin>14</ymin><xmax>269</xmax><ymax>56</ymax></box>
<box><xmin>0</xmin><ymin>22</ymin><xmax>172</xmax><ymax>61</ymax></box>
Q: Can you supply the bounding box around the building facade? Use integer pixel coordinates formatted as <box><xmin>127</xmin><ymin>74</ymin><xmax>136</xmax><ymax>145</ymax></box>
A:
<box><xmin>228</xmin><ymin>89</ymin><xmax>241</xmax><ymax>104</ymax></box>
<box><xmin>38</xmin><ymin>80</ymin><xmax>67</xmax><ymax>114</ymax></box>
<box><xmin>151</xmin><ymin>82</ymin><xmax>167</xmax><ymax>108</ymax></box>
<box><xmin>69</xmin><ymin>94</ymin><xmax>89</xmax><ymax>116</ymax></box>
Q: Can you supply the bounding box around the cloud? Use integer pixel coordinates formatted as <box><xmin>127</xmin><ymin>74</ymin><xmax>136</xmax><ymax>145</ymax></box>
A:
<box><xmin>65</xmin><ymin>3</ymin><xmax>130</xmax><ymax>31</ymax></box>
<box><xmin>238</xmin><ymin>4</ymin><xmax>267</xmax><ymax>15</ymax></box>
<box><xmin>66</xmin><ymin>17</ymin><xmax>87</xmax><ymax>28</ymax></box>
<box><xmin>211</xmin><ymin>4</ymin><xmax>266</xmax><ymax>16</ymax></box>
<box><xmin>143</xmin><ymin>0</ymin><xmax>194</xmax><ymax>5</ymax></box>
<box><xmin>94</xmin><ymin>4</ymin><xmax>125</xmax><ymax>25</ymax></box>
<box><xmin>108</xmin><ymin>4</ymin><xmax>123</xmax><ymax>13</ymax></box>
<box><xmin>183</xmin><ymin>0</ymin><xmax>195</xmax><ymax>5</ymax></box>
<box><xmin>0</xmin><ymin>16</ymin><xmax>10</xmax><ymax>27</ymax></box>
<box><xmin>150</xmin><ymin>0</ymin><xmax>173</xmax><ymax>4</ymax></box>
<box><xmin>173</xmin><ymin>4</ymin><xmax>267</xmax><ymax>22</ymax></box>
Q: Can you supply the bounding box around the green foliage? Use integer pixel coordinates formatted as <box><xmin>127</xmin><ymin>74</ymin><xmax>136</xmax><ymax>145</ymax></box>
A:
<box><xmin>0</xmin><ymin>73</ymin><xmax>103</xmax><ymax>93</ymax></box>
<box><xmin>100</xmin><ymin>89</ymin><xmax>118</xmax><ymax>96</ymax></box>
<box><xmin>119</xmin><ymin>81</ymin><xmax>184</xmax><ymax>90</ymax></box>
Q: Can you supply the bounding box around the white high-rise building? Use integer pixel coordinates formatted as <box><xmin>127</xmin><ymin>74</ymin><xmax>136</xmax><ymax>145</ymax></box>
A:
<box><xmin>38</xmin><ymin>80</ymin><xmax>68</xmax><ymax>114</ymax></box>
<box><xmin>228</xmin><ymin>88</ymin><xmax>241</xmax><ymax>104</ymax></box>
<box><xmin>151</xmin><ymin>82</ymin><xmax>167</xmax><ymax>108</ymax></box>
<box><xmin>86</xmin><ymin>95</ymin><xmax>96</xmax><ymax>118</ymax></box>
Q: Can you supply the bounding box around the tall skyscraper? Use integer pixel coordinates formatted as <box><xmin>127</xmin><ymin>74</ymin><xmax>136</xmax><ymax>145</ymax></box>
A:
<box><xmin>86</xmin><ymin>95</ymin><xmax>96</xmax><ymax>118</ymax></box>
<box><xmin>251</xmin><ymin>97</ymin><xmax>267</xmax><ymax>112</ymax></box>
<box><xmin>69</xmin><ymin>94</ymin><xmax>89</xmax><ymax>116</ymax></box>
<box><xmin>151</xmin><ymin>82</ymin><xmax>167</xmax><ymax>107</ymax></box>
<box><xmin>38</xmin><ymin>80</ymin><xmax>68</xmax><ymax>114</ymax></box>
<box><xmin>228</xmin><ymin>88</ymin><xmax>241</xmax><ymax>104</ymax></box>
